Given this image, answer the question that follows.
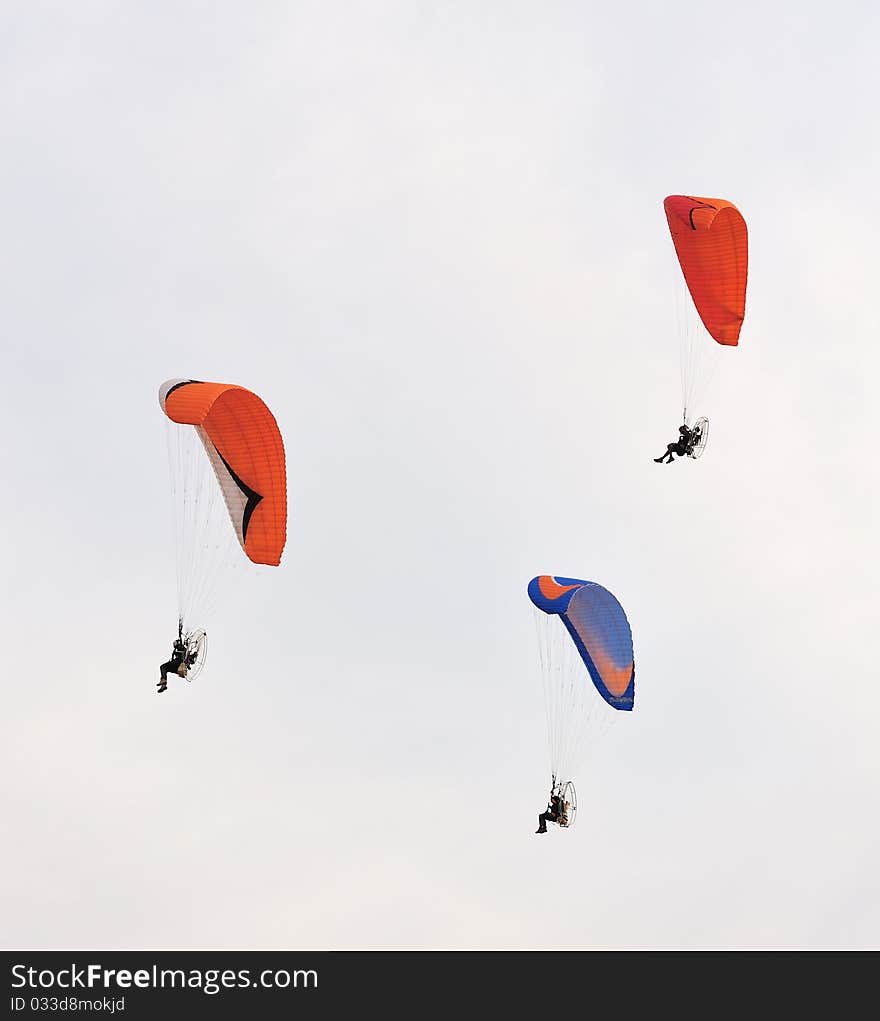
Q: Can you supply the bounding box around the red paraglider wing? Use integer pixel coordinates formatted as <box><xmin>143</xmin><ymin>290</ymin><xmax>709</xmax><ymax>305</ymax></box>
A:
<box><xmin>159</xmin><ymin>379</ymin><xmax>287</xmax><ymax>567</ymax></box>
<box><xmin>664</xmin><ymin>195</ymin><xmax>748</xmax><ymax>346</ymax></box>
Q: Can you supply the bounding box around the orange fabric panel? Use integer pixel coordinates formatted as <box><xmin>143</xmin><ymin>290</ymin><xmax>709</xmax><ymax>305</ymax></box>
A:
<box><xmin>664</xmin><ymin>195</ymin><xmax>748</xmax><ymax>346</ymax></box>
<box><xmin>164</xmin><ymin>381</ymin><xmax>287</xmax><ymax>567</ymax></box>
<box><xmin>537</xmin><ymin>577</ymin><xmax>582</xmax><ymax>602</ymax></box>
<box><xmin>163</xmin><ymin>381</ymin><xmax>238</xmax><ymax>426</ymax></box>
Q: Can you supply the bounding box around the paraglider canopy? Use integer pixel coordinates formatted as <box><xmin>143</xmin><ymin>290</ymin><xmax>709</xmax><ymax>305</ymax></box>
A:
<box><xmin>528</xmin><ymin>575</ymin><xmax>634</xmax><ymax>711</ymax></box>
<box><xmin>159</xmin><ymin>378</ymin><xmax>287</xmax><ymax>567</ymax></box>
<box><xmin>663</xmin><ymin>195</ymin><xmax>748</xmax><ymax>347</ymax></box>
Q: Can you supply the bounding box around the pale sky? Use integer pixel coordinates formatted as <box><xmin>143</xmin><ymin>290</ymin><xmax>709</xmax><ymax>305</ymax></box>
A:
<box><xmin>2</xmin><ymin>1</ymin><xmax>878</xmax><ymax>949</ymax></box>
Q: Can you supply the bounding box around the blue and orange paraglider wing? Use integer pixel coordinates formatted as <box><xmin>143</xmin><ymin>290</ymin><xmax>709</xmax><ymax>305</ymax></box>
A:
<box><xmin>528</xmin><ymin>576</ymin><xmax>634</xmax><ymax>711</ymax></box>
<box><xmin>664</xmin><ymin>195</ymin><xmax>748</xmax><ymax>347</ymax></box>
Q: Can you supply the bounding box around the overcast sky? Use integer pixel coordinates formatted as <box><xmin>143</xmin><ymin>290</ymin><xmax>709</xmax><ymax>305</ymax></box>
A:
<box><xmin>2</xmin><ymin>1</ymin><xmax>878</xmax><ymax>950</ymax></box>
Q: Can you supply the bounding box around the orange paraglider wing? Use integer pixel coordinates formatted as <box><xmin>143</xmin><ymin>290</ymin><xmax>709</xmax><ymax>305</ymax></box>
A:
<box><xmin>664</xmin><ymin>195</ymin><xmax>748</xmax><ymax>346</ymax></box>
<box><xmin>159</xmin><ymin>379</ymin><xmax>287</xmax><ymax>567</ymax></box>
